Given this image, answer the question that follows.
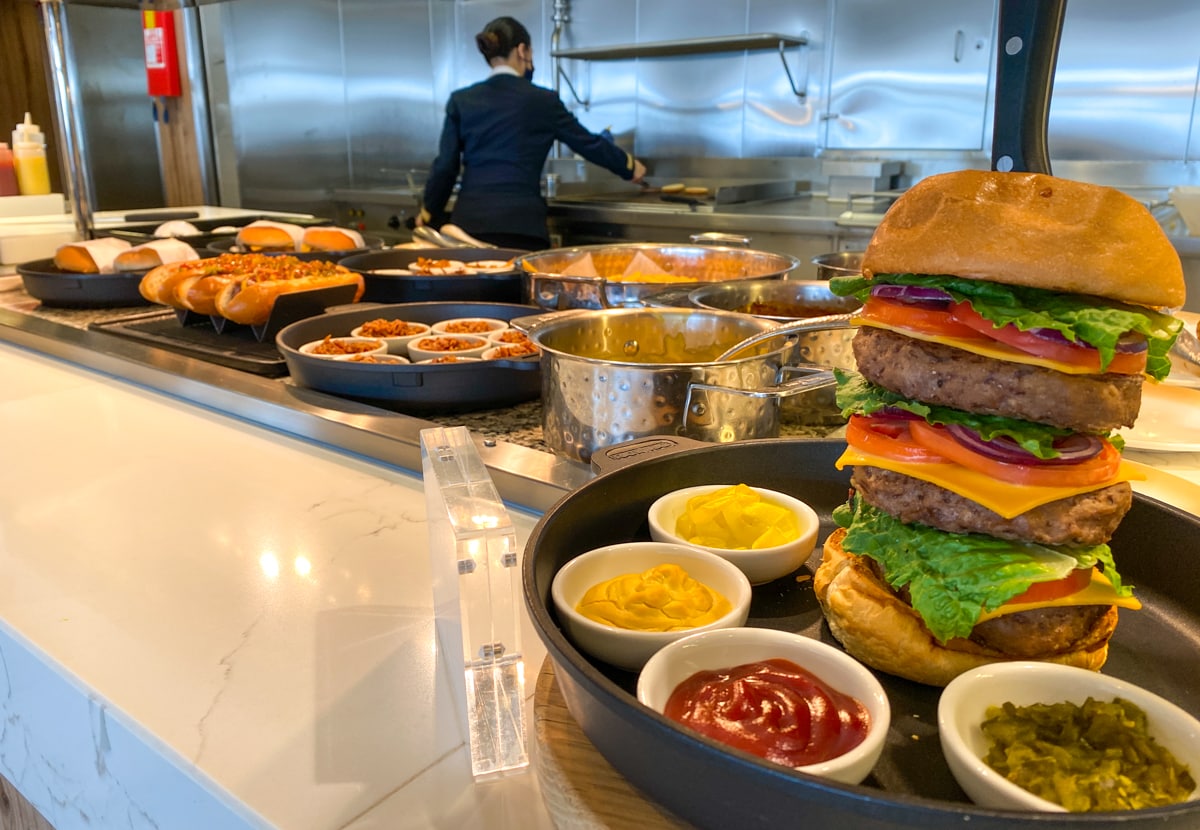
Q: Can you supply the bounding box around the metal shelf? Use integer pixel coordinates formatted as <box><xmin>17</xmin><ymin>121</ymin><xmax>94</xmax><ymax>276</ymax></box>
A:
<box><xmin>551</xmin><ymin>33</ymin><xmax>807</xmax><ymax>61</ymax></box>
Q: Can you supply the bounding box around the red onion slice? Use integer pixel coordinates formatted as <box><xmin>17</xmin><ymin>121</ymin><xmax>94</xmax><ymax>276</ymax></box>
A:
<box><xmin>945</xmin><ymin>424</ymin><xmax>1103</xmax><ymax>466</ymax></box>
<box><xmin>870</xmin><ymin>284</ymin><xmax>954</xmax><ymax>309</ymax></box>
<box><xmin>1025</xmin><ymin>327</ymin><xmax>1148</xmax><ymax>354</ymax></box>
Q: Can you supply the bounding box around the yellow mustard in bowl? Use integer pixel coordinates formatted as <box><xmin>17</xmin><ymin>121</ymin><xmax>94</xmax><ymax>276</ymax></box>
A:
<box><xmin>576</xmin><ymin>563</ymin><xmax>732</xmax><ymax>631</ymax></box>
<box><xmin>676</xmin><ymin>484</ymin><xmax>800</xmax><ymax>550</ymax></box>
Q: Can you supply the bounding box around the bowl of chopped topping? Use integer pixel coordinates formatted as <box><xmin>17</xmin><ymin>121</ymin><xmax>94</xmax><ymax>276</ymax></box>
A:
<box><xmin>647</xmin><ymin>483</ymin><xmax>819</xmax><ymax>585</ymax></box>
<box><xmin>406</xmin><ymin>334</ymin><xmax>491</xmax><ymax>362</ymax></box>
<box><xmin>488</xmin><ymin>327</ymin><xmax>534</xmax><ymax>345</ymax></box>
<box><xmin>430</xmin><ymin>316</ymin><xmax>509</xmax><ymax>336</ymax></box>
<box><xmin>481</xmin><ymin>341</ymin><xmax>540</xmax><ymax>361</ymax></box>
<box><xmin>337</xmin><ymin>353</ymin><xmax>410</xmax><ymax>365</ymax></box>
<box><xmin>298</xmin><ymin>335</ymin><xmax>387</xmax><ymax>359</ymax></box>
<box><xmin>637</xmin><ymin>626</ymin><xmax>889</xmax><ymax>785</ymax></box>
<box><xmin>350</xmin><ymin>318</ymin><xmax>432</xmax><ymax>355</ymax></box>
<box><xmin>938</xmin><ymin>661</ymin><xmax>1200</xmax><ymax>813</ymax></box>
<box><xmin>550</xmin><ymin>541</ymin><xmax>751</xmax><ymax>671</ymax></box>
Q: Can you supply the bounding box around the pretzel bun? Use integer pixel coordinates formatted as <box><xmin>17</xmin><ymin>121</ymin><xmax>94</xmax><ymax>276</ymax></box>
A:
<box><xmin>113</xmin><ymin>238</ymin><xmax>199</xmax><ymax>272</ymax></box>
<box><xmin>813</xmin><ymin>529</ymin><xmax>1116</xmax><ymax>687</ymax></box>
<box><xmin>53</xmin><ymin>238</ymin><xmax>132</xmax><ymax>274</ymax></box>
<box><xmin>301</xmin><ymin>226</ymin><xmax>364</xmax><ymax>252</ymax></box>
<box><xmin>235</xmin><ymin>220</ymin><xmax>304</xmax><ymax>252</ymax></box>
<box><xmin>862</xmin><ymin>169</ymin><xmax>1185</xmax><ymax>308</ymax></box>
<box><xmin>214</xmin><ymin>267</ymin><xmax>364</xmax><ymax>326</ymax></box>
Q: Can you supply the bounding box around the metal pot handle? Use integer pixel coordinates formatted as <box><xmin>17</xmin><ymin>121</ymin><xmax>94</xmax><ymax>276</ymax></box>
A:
<box><xmin>682</xmin><ymin>366</ymin><xmax>837</xmax><ymax>443</ymax></box>
<box><xmin>508</xmin><ymin>308</ymin><xmax>593</xmax><ymax>336</ymax></box>
<box><xmin>689</xmin><ymin>232</ymin><xmax>752</xmax><ymax>247</ymax></box>
<box><xmin>715</xmin><ymin>313</ymin><xmax>857</xmax><ymax>362</ymax></box>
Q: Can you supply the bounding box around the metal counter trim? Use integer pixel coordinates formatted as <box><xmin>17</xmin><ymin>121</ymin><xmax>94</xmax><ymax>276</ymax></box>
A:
<box><xmin>0</xmin><ymin>306</ymin><xmax>588</xmax><ymax>512</ymax></box>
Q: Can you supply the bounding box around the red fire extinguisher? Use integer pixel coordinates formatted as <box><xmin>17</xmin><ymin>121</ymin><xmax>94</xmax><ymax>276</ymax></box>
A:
<box><xmin>143</xmin><ymin>10</ymin><xmax>181</xmax><ymax>97</ymax></box>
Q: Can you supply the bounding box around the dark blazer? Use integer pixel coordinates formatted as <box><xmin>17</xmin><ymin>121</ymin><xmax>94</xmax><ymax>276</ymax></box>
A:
<box><xmin>423</xmin><ymin>72</ymin><xmax>635</xmax><ymax>245</ymax></box>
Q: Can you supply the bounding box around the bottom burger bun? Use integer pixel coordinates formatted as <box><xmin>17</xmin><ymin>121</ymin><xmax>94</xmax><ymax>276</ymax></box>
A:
<box><xmin>813</xmin><ymin>529</ymin><xmax>1115</xmax><ymax>687</ymax></box>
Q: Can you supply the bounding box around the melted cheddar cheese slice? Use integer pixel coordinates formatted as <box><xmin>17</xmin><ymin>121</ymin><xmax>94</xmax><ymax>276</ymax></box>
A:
<box><xmin>979</xmin><ymin>569</ymin><xmax>1141</xmax><ymax>622</ymax></box>
<box><xmin>853</xmin><ymin>316</ymin><xmax>1121</xmax><ymax>376</ymax></box>
<box><xmin>835</xmin><ymin>445</ymin><xmax>1147</xmax><ymax>519</ymax></box>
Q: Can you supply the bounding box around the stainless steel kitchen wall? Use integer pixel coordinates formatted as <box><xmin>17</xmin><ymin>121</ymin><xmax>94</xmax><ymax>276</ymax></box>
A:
<box><xmin>202</xmin><ymin>0</ymin><xmax>1200</xmax><ymax>214</ymax></box>
<box><xmin>62</xmin><ymin>4</ymin><xmax>165</xmax><ymax>211</ymax></box>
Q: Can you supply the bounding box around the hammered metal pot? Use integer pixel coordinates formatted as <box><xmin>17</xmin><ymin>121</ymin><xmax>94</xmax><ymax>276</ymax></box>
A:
<box><xmin>514</xmin><ymin>309</ymin><xmax>841</xmax><ymax>463</ymax></box>
<box><xmin>687</xmin><ymin>280</ymin><xmax>861</xmax><ymax>425</ymax></box>
<box><xmin>517</xmin><ymin>243</ymin><xmax>800</xmax><ymax>311</ymax></box>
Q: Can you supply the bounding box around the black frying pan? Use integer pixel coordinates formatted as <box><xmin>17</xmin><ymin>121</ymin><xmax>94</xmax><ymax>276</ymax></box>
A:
<box><xmin>523</xmin><ymin>437</ymin><xmax>1200</xmax><ymax>829</ymax></box>
<box><xmin>275</xmin><ymin>300</ymin><xmax>540</xmax><ymax>413</ymax></box>
<box><xmin>337</xmin><ymin>248</ymin><xmax>525</xmax><ymax>304</ymax></box>
<box><xmin>17</xmin><ymin>258</ymin><xmax>151</xmax><ymax>308</ymax></box>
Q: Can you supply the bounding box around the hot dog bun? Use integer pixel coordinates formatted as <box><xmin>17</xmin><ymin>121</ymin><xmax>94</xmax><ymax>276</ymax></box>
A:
<box><xmin>139</xmin><ymin>259</ymin><xmax>198</xmax><ymax>307</ymax></box>
<box><xmin>235</xmin><ymin>220</ymin><xmax>304</xmax><ymax>252</ymax></box>
<box><xmin>113</xmin><ymin>238</ymin><xmax>200</xmax><ymax>272</ymax></box>
<box><xmin>301</xmin><ymin>226</ymin><xmax>364</xmax><ymax>252</ymax></box>
<box><xmin>214</xmin><ymin>261</ymin><xmax>364</xmax><ymax>325</ymax></box>
<box><xmin>140</xmin><ymin>254</ymin><xmax>365</xmax><ymax>324</ymax></box>
<box><xmin>53</xmin><ymin>238</ymin><xmax>133</xmax><ymax>274</ymax></box>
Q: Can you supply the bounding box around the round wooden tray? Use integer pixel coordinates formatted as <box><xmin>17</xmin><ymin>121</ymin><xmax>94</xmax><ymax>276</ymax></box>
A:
<box><xmin>534</xmin><ymin>657</ymin><xmax>692</xmax><ymax>830</ymax></box>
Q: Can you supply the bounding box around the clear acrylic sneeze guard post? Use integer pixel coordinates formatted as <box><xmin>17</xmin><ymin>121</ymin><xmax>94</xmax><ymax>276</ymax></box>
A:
<box><xmin>420</xmin><ymin>426</ymin><xmax>528</xmax><ymax>780</ymax></box>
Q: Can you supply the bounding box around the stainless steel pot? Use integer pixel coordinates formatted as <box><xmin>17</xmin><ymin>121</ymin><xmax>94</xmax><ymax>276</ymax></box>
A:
<box><xmin>518</xmin><ymin>243</ymin><xmax>800</xmax><ymax>311</ymax></box>
<box><xmin>811</xmin><ymin>251</ymin><xmax>864</xmax><ymax>280</ymax></box>
<box><xmin>513</xmin><ymin>308</ymin><xmax>842</xmax><ymax>463</ymax></box>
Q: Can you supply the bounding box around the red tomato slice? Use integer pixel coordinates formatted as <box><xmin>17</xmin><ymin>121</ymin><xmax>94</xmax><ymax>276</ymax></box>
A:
<box><xmin>858</xmin><ymin>297</ymin><xmax>989</xmax><ymax>340</ymax></box>
<box><xmin>948</xmin><ymin>302</ymin><xmax>1147</xmax><ymax>375</ymax></box>
<box><xmin>1003</xmin><ymin>567</ymin><xmax>1094</xmax><ymax>606</ymax></box>
<box><xmin>845</xmin><ymin>415</ymin><xmax>947</xmax><ymax>463</ymax></box>
<box><xmin>907</xmin><ymin>420</ymin><xmax>1121</xmax><ymax>488</ymax></box>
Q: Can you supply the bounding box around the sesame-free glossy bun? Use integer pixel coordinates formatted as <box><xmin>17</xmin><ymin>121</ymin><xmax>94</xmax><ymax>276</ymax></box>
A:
<box><xmin>813</xmin><ymin>529</ymin><xmax>1116</xmax><ymax>687</ymax></box>
<box><xmin>862</xmin><ymin>169</ymin><xmax>1185</xmax><ymax>309</ymax></box>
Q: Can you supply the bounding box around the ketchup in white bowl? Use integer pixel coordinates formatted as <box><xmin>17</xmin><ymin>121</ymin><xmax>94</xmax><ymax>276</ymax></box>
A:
<box><xmin>638</xmin><ymin>627</ymin><xmax>889</xmax><ymax>784</ymax></box>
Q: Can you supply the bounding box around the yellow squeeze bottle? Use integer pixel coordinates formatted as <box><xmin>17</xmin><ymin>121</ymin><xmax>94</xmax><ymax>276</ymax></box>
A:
<box><xmin>12</xmin><ymin>113</ymin><xmax>50</xmax><ymax>196</ymax></box>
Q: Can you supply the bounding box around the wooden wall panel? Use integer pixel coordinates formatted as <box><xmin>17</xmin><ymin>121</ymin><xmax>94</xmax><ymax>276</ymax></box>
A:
<box><xmin>0</xmin><ymin>773</ymin><xmax>56</xmax><ymax>830</ymax></box>
<box><xmin>0</xmin><ymin>0</ymin><xmax>61</xmax><ymax>194</ymax></box>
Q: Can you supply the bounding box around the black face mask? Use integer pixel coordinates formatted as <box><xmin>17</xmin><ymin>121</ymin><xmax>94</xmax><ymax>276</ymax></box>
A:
<box><xmin>524</xmin><ymin>64</ymin><xmax>535</xmax><ymax>81</ymax></box>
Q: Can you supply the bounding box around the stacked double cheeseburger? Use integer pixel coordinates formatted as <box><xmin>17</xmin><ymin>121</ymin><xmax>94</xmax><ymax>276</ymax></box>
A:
<box><xmin>813</xmin><ymin>169</ymin><xmax>1186</xmax><ymax>686</ymax></box>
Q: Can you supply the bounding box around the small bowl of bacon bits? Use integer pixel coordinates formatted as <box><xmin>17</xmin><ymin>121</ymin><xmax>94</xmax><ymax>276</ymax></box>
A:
<box><xmin>488</xmin><ymin>327</ymin><xmax>533</xmax><ymax>345</ymax></box>
<box><xmin>551</xmin><ymin>541</ymin><xmax>752</xmax><ymax>671</ymax></box>
<box><xmin>637</xmin><ymin>627</ymin><xmax>890</xmax><ymax>785</ymax></box>
<box><xmin>430</xmin><ymin>316</ymin><xmax>509</xmax><ymax>337</ymax></box>
<box><xmin>338</xmin><ymin>353</ymin><xmax>410</xmax><ymax>365</ymax></box>
<box><xmin>350</xmin><ymin>318</ymin><xmax>432</xmax><ymax>356</ymax></box>
<box><xmin>299</xmin><ymin>335</ymin><xmax>387</xmax><ymax>360</ymax></box>
<box><xmin>406</xmin><ymin>333</ymin><xmax>491</xmax><ymax>363</ymax></box>
<box><xmin>481</xmin><ymin>340</ymin><xmax>540</xmax><ymax>361</ymax></box>
<box><xmin>415</xmin><ymin>355</ymin><xmax>483</xmax><ymax>365</ymax></box>
<box><xmin>938</xmin><ymin>661</ymin><xmax>1200</xmax><ymax>813</ymax></box>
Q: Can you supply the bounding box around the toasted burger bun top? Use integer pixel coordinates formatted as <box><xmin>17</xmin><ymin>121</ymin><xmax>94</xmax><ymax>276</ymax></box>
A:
<box><xmin>862</xmin><ymin>169</ymin><xmax>1185</xmax><ymax>309</ymax></box>
<box><xmin>813</xmin><ymin>529</ymin><xmax>1115</xmax><ymax>687</ymax></box>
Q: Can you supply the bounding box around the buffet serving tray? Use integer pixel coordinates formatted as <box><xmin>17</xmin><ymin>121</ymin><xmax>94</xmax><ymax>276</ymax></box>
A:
<box><xmin>523</xmin><ymin>437</ymin><xmax>1200</xmax><ymax>829</ymax></box>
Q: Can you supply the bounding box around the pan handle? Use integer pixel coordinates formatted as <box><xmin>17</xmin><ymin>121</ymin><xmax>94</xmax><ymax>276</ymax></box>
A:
<box><xmin>682</xmin><ymin>367</ymin><xmax>837</xmax><ymax>443</ymax></box>
<box><xmin>715</xmin><ymin>313</ymin><xmax>856</xmax><ymax>362</ymax></box>
<box><xmin>589</xmin><ymin>435</ymin><xmax>711</xmax><ymax>476</ymax></box>
<box><xmin>991</xmin><ymin>0</ymin><xmax>1066</xmax><ymax>174</ymax></box>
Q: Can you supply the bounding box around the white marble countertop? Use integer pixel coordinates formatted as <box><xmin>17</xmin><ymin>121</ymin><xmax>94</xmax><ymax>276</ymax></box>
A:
<box><xmin>0</xmin><ymin>340</ymin><xmax>554</xmax><ymax>830</ymax></box>
<box><xmin>5</xmin><ymin>328</ymin><xmax>1200</xmax><ymax>830</ymax></box>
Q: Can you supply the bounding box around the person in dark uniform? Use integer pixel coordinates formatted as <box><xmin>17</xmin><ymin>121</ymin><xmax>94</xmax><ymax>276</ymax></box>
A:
<box><xmin>417</xmin><ymin>16</ymin><xmax>646</xmax><ymax>251</ymax></box>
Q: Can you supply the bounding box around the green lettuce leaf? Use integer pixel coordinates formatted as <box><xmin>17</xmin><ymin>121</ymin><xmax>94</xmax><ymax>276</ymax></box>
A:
<box><xmin>829</xmin><ymin>274</ymin><xmax>1182</xmax><ymax>381</ymax></box>
<box><xmin>833</xmin><ymin>370</ymin><xmax>1127</xmax><ymax>458</ymax></box>
<box><xmin>835</xmin><ymin>496</ymin><xmax>1131</xmax><ymax>644</ymax></box>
